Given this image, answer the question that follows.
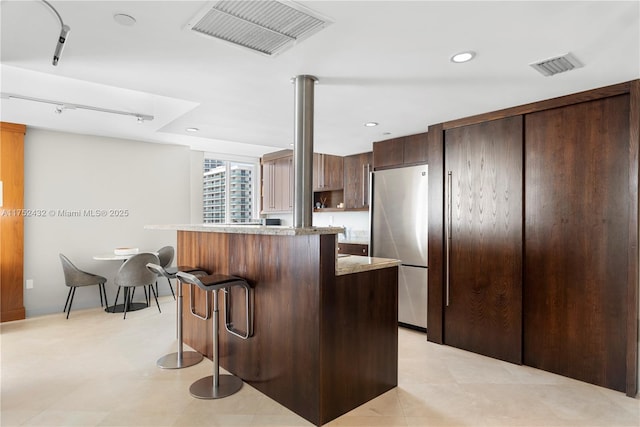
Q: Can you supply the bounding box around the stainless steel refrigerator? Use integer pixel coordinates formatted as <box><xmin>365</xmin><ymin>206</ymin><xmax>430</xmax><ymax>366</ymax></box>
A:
<box><xmin>370</xmin><ymin>165</ymin><xmax>428</xmax><ymax>330</ymax></box>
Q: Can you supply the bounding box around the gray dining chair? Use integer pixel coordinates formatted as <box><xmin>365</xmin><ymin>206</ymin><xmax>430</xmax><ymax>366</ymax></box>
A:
<box><xmin>59</xmin><ymin>253</ymin><xmax>108</xmax><ymax>319</ymax></box>
<box><xmin>113</xmin><ymin>253</ymin><xmax>161</xmax><ymax>319</ymax></box>
<box><xmin>156</xmin><ymin>246</ymin><xmax>176</xmax><ymax>299</ymax></box>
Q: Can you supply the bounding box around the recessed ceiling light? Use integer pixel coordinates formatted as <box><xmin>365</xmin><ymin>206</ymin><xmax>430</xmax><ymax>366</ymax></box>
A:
<box><xmin>186</xmin><ymin>127</ymin><xmax>199</xmax><ymax>132</ymax></box>
<box><xmin>451</xmin><ymin>51</ymin><xmax>476</xmax><ymax>63</ymax></box>
<box><xmin>114</xmin><ymin>13</ymin><xmax>136</xmax><ymax>26</ymax></box>
<box><xmin>364</xmin><ymin>122</ymin><xmax>379</xmax><ymax>127</ymax></box>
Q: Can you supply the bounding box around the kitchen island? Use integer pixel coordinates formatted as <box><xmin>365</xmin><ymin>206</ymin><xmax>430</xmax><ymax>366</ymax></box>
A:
<box><xmin>146</xmin><ymin>224</ymin><xmax>400</xmax><ymax>426</ymax></box>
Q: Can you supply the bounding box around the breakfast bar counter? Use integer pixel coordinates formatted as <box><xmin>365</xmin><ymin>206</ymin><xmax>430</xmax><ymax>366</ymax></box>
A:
<box><xmin>146</xmin><ymin>224</ymin><xmax>399</xmax><ymax>426</ymax></box>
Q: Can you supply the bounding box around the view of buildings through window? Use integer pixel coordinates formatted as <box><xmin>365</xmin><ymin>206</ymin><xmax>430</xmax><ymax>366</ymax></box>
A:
<box><xmin>203</xmin><ymin>159</ymin><xmax>255</xmax><ymax>223</ymax></box>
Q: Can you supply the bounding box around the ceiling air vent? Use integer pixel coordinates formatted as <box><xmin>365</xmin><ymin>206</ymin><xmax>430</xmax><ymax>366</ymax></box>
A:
<box><xmin>529</xmin><ymin>53</ymin><xmax>583</xmax><ymax>77</ymax></box>
<box><xmin>186</xmin><ymin>0</ymin><xmax>332</xmax><ymax>56</ymax></box>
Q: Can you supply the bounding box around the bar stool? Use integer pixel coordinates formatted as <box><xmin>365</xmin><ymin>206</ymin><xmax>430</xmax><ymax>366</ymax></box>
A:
<box><xmin>146</xmin><ymin>263</ymin><xmax>208</xmax><ymax>369</ymax></box>
<box><xmin>176</xmin><ymin>271</ymin><xmax>253</xmax><ymax>399</ymax></box>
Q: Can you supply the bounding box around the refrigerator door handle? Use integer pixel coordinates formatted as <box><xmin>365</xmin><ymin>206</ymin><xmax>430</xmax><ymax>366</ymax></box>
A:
<box><xmin>446</xmin><ymin>171</ymin><xmax>452</xmax><ymax>306</ymax></box>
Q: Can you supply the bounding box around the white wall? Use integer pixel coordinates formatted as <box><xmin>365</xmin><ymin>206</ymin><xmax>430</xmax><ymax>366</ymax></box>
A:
<box><xmin>190</xmin><ymin>150</ymin><xmax>204</xmax><ymax>223</ymax></box>
<box><xmin>23</xmin><ymin>129</ymin><xmax>190</xmax><ymax>317</ymax></box>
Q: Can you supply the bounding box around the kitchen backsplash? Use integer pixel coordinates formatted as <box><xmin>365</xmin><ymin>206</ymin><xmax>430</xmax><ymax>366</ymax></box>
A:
<box><xmin>264</xmin><ymin>211</ymin><xmax>369</xmax><ymax>243</ymax></box>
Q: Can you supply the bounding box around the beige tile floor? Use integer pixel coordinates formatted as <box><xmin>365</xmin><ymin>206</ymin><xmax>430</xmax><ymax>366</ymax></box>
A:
<box><xmin>1</xmin><ymin>296</ymin><xmax>638</xmax><ymax>427</ymax></box>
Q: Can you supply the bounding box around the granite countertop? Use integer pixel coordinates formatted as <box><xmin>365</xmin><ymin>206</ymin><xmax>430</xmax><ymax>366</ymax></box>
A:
<box><xmin>335</xmin><ymin>255</ymin><xmax>400</xmax><ymax>276</ymax></box>
<box><xmin>145</xmin><ymin>224</ymin><xmax>345</xmax><ymax>236</ymax></box>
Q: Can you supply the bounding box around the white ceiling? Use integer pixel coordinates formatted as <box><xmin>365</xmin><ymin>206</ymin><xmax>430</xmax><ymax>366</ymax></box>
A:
<box><xmin>1</xmin><ymin>1</ymin><xmax>639</xmax><ymax>158</ymax></box>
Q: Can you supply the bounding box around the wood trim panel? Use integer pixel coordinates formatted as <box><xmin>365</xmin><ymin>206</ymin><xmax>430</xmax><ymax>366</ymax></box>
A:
<box><xmin>0</xmin><ymin>122</ymin><xmax>26</xmax><ymax>134</ymax></box>
<box><xmin>627</xmin><ymin>79</ymin><xmax>639</xmax><ymax>397</ymax></box>
<box><xmin>443</xmin><ymin>81</ymin><xmax>632</xmax><ymax>130</ymax></box>
<box><xmin>426</xmin><ymin>123</ymin><xmax>444</xmax><ymax>343</ymax></box>
<box><xmin>1</xmin><ymin>122</ymin><xmax>26</xmax><ymax>322</ymax></box>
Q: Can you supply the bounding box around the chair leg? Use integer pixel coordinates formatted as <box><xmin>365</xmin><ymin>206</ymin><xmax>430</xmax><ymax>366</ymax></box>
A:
<box><xmin>112</xmin><ymin>287</ymin><xmax>121</xmax><ymax>313</ymax></box>
<box><xmin>98</xmin><ymin>284</ymin><xmax>104</xmax><ymax>307</ymax></box>
<box><xmin>123</xmin><ymin>287</ymin><xmax>130</xmax><ymax>319</ymax></box>
<box><xmin>66</xmin><ymin>287</ymin><xmax>77</xmax><ymax>319</ymax></box>
<box><xmin>149</xmin><ymin>284</ymin><xmax>161</xmax><ymax>313</ymax></box>
<box><xmin>143</xmin><ymin>286</ymin><xmax>149</xmax><ymax>306</ymax></box>
<box><xmin>101</xmin><ymin>284</ymin><xmax>109</xmax><ymax>309</ymax></box>
<box><xmin>63</xmin><ymin>287</ymin><xmax>73</xmax><ymax>313</ymax></box>
<box><xmin>166</xmin><ymin>277</ymin><xmax>176</xmax><ymax>300</ymax></box>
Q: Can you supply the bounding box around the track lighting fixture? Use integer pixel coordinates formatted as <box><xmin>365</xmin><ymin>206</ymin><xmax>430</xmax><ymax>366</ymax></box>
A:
<box><xmin>1</xmin><ymin>93</ymin><xmax>154</xmax><ymax>123</ymax></box>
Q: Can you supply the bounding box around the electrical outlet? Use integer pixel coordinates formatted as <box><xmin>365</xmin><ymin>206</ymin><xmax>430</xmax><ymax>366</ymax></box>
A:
<box><xmin>25</xmin><ymin>279</ymin><xmax>33</xmax><ymax>289</ymax></box>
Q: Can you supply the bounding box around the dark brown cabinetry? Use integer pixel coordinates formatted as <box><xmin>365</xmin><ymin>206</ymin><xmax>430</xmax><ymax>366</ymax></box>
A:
<box><xmin>428</xmin><ymin>80</ymin><xmax>639</xmax><ymax>397</ymax></box>
<box><xmin>373</xmin><ymin>132</ymin><xmax>428</xmax><ymax>169</ymax></box>
<box><xmin>337</xmin><ymin>243</ymin><xmax>369</xmax><ymax>256</ymax></box>
<box><xmin>313</xmin><ymin>153</ymin><xmax>343</xmax><ymax>191</ymax></box>
<box><xmin>523</xmin><ymin>94</ymin><xmax>630</xmax><ymax>393</ymax></box>
<box><xmin>343</xmin><ymin>152</ymin><xmax>372</xmax><ymax>210</ymax></box>
<box><xmin>261</xmin><ymin>150</ymin><xmax>293</xmax><ymax>213</ymax></box>
<box><xmin>444</xmin><ymin>116</ymin><xmax>523</xmax><ymax>364</ymax></box>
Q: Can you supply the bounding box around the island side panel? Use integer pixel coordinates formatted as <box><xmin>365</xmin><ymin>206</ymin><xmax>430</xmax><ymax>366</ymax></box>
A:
<box><xmin>178</xmin><ymin>230</ymin><xmax>230</xmax><ymax>357</ymax></box>
<box><xmin>178</xmin><ymin>230</ymin><xmax>324</xmax><ymax>425</ymax></box>
<box><xmin>320</xmin><ymin>266</ymin><xmax>399</xmax><ymax>425</ymax></box>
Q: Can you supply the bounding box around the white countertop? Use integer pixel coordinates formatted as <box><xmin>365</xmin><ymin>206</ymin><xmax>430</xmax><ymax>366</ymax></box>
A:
<box><xmin>335</xmin><ymin>255</ymin><xmax>400</xmax><ymax>276</ymax></box>
<box><xmin>145</xmin><ymin>224</ymin><xmax>345</xmax><ymax>236</ymax></box>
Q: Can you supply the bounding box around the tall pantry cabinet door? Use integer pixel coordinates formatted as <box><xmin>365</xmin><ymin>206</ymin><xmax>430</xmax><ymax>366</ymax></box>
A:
<box><xmin>524</xmin><ymin>95</ymin><xmax>630</xmax><ymax>392</ymax></box>
<box><xmin>444</xmin><ymin>116</ymin><xmax>523</xmax><ymax>364</ymax></box>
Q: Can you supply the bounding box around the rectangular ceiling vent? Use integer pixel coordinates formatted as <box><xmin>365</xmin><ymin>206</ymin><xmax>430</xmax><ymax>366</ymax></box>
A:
<box><xmin>529</xmin><ymin>53</ymin><xmax>583</xmax><ymax>77</ymax></box>
<box><xmin>186</xmin><ymin>0</ymin><xmax>332</xmax><ymax>56</ymax></box>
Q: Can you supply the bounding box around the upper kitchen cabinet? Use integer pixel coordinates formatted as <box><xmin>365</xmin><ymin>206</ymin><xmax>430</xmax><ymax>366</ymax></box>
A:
<box><xmin>373</xmin><ymin>132</ymin><xmax>428</xmax><ymax>169</ymax></box>
<box><xmin>343</xmin><ymin>152</ymin><xmax>372</xmax><ymax>210</ymax></box>
<box><xmin>261</xmin><ymin>150</ymin><xmax>293</xmax><ymax>213</ymax></box>
<box><xmin>313</xmin><ymin>153</ymin><xmax>343</xmax><ymax>191</ymax></box>
<box><xmin>404</xmin><ymin>133</ymin><xmax>429</xmax><ymax>165</ymax></box>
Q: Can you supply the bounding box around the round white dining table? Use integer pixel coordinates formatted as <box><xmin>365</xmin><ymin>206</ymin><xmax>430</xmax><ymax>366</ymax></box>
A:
<box><xmin>93</xmin><ymin>251</ymin><xmax>159</xmax><ymax>313</ymax></box>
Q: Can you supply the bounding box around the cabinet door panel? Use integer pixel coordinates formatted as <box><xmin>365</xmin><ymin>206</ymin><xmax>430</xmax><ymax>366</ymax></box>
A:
<box><xmin>344</xmin><ymin>152</ymin><xmax>372</xmax><ymax>210</ymax></box>
<box><xmin>261</xmin><ymin>160</ymin><xmax>275</xmax><ymax>212</ymax></box>
<box><xmin>324</xmin><ymin>155</ymin><xmax>344</xmax><ymax>190</ymax></box>
<box><xmin>524</xmin><ymin>95</ymin><xmax>629</xmax><ymax>392</ymax></box>
<box><xmin>274</xmin><ymin>156</ymin><xmax>293</xmax><ymax>212</ymax></box>
<box><xmin>404</xmin><ymin>133</ymin><xmax>428</xmax><ymax>165</ymax></box>
<box><xmin>444</xmin><ymin>116</ymin><xmax>523</xmax><ymax>364</ymax></box>
<box><xmin>373</xmin><ymin>138</ymin><xmax>404</xmax><ymax>169</ymax></box>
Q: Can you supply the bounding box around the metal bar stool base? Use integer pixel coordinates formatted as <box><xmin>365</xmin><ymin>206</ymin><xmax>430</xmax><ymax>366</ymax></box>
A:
<box><xmin>189</xmin><ymin>375</ymin><xmax>243</xmax><ymax>399</ymax></box>
<box><xmin>156</xmin><ymin>351</ymin><xmax>203</xmax><ymax>369</ymax></box>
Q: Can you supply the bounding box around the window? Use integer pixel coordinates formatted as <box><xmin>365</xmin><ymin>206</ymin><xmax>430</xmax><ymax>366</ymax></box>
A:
<box><xmin>203</xmin><ymin>158</ymin><xmax>257</xmax><ymax>224</ymax></box>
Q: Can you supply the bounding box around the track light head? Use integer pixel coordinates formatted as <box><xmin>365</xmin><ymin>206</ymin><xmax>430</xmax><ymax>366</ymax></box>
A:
<box><xmin>53</xmin><ymin>24</ymin><xmax>70</xmax><ymax>66</ymax></box>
